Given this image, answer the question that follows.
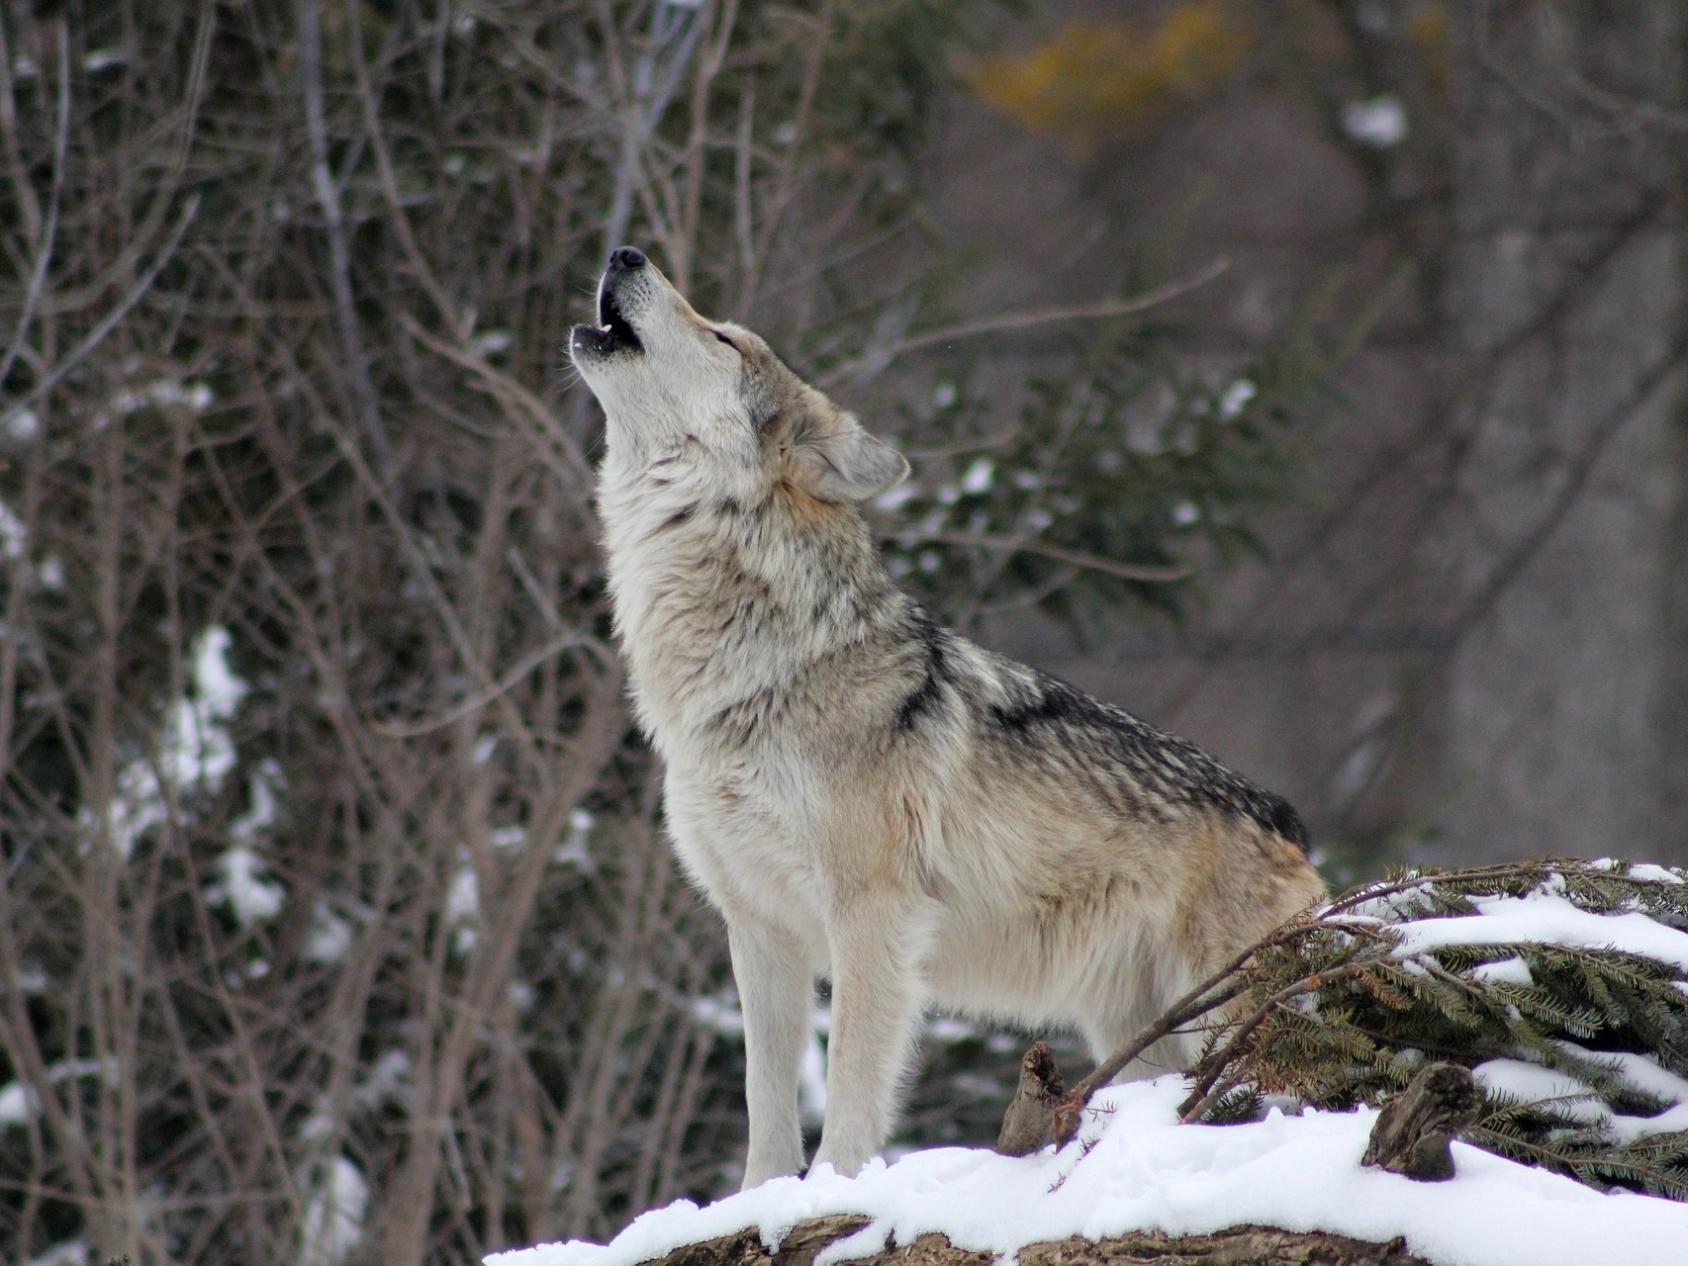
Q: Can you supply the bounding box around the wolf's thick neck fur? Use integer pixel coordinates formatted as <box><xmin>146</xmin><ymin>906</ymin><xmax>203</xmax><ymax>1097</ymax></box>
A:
<box><xmin>600</xmin><ymin>443</ymin><xmax>916</xmax><ymax>762</ymax></box>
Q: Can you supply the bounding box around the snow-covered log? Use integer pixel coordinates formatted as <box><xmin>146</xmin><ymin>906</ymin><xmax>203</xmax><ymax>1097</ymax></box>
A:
<box><xmin>489</xmin><ymin>1072</ymin><xmax>1688</xmax><ymax>1266</ymax></box>
<box><xmin>617</xmin><ymin>1213</ymin><xmax>1431</xmax><ymax>1266</ymax></box>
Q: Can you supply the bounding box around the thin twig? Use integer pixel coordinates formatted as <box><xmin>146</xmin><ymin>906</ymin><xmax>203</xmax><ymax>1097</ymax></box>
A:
<box><xmin>1176</xmin><ymin>958</ymin><xmax>1384</xmax><ymax>1122</ymax></box>
<box><xmin>1048</xmin><ymin>914</ymin><xmax>1329</xmax><ymax>1144</ymax></box>
<box><xmin>927</xmin><ymin>531</ymin><xmax>1193</xmax><ymax>584</ymax></box>
<box><xmin>821</xmin><ymin>257</ymin><xmax>1231</xmax><ymax>387</ymax></box>
<box><xmin>297</xmin><ymin>0</ymin><xmax>395</xmax><ymax>483</ymax></box>
<box><xmin>0</xmin><ymin>194</ymin><xmax>201</xmax><ymax>431</ymax></box>
<box><xmin>0</xmin><ymin>21</ymin><xmax>68</xmax><ymax>393</ymax></box>
<box><xmin>371</xmin><ymin>632</ymin><xmax>607</xmax><ymax>738</ymax></box>
<box><xmin>392</xmin><ymin>308</ymin><xmax>593</xmax><ymax>490</ymax></box>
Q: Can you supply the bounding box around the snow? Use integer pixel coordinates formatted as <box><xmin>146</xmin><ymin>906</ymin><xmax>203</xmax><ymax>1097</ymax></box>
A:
<box><xmin>447</xmin><ymin>861</ymin><xmax>481</xmax><ymax>952</ymax></box>
<box><xmin>3</xmin><ymin>407</ymin><xmax>39</xmax><ymax>442</ymax></box>
<box><xmin>211</xmin><ymin>762</ymin><xmax>287</xmax><ymax>925</ymax></box>
<box><xmin>1217</xmin><ymin>378</ymin><xmax>1256</xmax><ymax>420</ymax></box>
<box><xmin>0</xmin><ymin>1058</ymin><xmax>115</xmax><ymax>1128</ymax></box>
<box><xmin>1551</xmin><ymin>1046</ymin><xmax>1688</xmax><ymax>1142</ymax></box>
<box><xmin>108</xmin><ymin>378</ymin><xmax>215</xmax><ymax>418</ymax></box>
<box><xmin>210</xmin><ymin>844</ymin><xmax>285</xmax><ymax>926</ymax></box>
<box><xmin>799</xmin><ymin>1011</ymin><xmax>829</xmax><ymax>1128</ymax></box>
<box><xmin>305</xmin><ymin>901</ymin><xmax>353</xmax><ymax>963</ymax></box>
<box><xmin>98</xmin><ymin>625</ymin><xmax>250</xmax><ymax>860</ymax></box>
<box><xmin>1391</xmin><ymin>890</ymin><xmax>1688</xmax><ymax>972</ymax></box>
<box><xmin>299</xmin><ymin>1155</ymin><xmax>368</xmax><ymax>1266</ymax></box>
<box><xmin>1585</xmin><ymin>1048</ymin><xmax>1688</xmax><ymax>1109</ymax></box>
<box><xmin>1474</xmin><ymin>1054</ymin><xmax>1688</xmax><ymax>1143</ymax></box>
<box><xmin>0</xmin><ymin>1080</ymin><xmax>35</xmax><ymax>1125</ymax></box>
<box><xmin>873</xmin><ymin>484</ymin><xmax>919</xmax><ymax>512</ymax></box>
<box><xmin>0</xmin><ymin>497</ymin><xmax>28</xmax><ymax>560</ymax></box>
<box><xmin>1468</xmin><ymin>956</ymin><xmax>1532</xmax><ymax>986</ymax></box>
<box><xmin>488</xmin><ymin>1077</ymin><xmax>1688</xmax><ymax>1266</ymax></box>
<box><xmin>1471</xmin><ymin>1059</ymin><xmax>1605</xmax><ymax>1124</ymax></box>
<box><xmin>555</xmin><ymin>807</ymin><xmax>596</xmax><ymax>868</ymax></box>
<box><xmin>351</xmin><ymin>1049</ymin><xmax>412</xmax><ymax>1111</ymax></box>
<box><xmin>1342</xmin><ymin>96</ymin><xmax>1408</xmax><ymax>148</ymax></box>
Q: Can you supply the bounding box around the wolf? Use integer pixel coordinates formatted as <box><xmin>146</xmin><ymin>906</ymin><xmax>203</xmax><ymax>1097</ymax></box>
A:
<box><xmin>570</xmin><ymin>246</ymin><xmax>1326</xmax><ymax>1187</ymax></box>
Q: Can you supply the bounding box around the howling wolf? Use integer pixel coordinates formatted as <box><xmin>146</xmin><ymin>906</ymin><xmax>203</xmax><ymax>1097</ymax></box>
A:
<box><xmin>570</xmin><ymin>247</ymin><xmax>1325</xmax><ymax>1186</ymax></box>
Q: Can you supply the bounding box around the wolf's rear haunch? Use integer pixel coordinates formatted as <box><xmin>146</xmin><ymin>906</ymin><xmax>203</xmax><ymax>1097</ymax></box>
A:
<box><xmin>571</xmin><ymin>247</ymin><xmax>1326</xmax><ymax>1187</ymax></box>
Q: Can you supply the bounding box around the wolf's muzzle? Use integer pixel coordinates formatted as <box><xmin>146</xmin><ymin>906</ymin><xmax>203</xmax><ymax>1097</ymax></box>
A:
<box><xmin>572</xmin><ymin>246</ymin><xmax>648</xmax><ymax>359</ymax></box>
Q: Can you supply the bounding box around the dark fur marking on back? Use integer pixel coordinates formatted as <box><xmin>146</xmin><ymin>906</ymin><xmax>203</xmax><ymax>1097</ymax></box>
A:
<box><xmin>893</xmin><ymin>613</ymin><xmax>951</xmax><ymax>733</ymax></box>
<box><xmin>991</xmin><ymin>671</ymin><xmax>1309</xmax><ymax>852</ymax></box>
<box><xmin>1258</xmin><ymin>793</ymin><xmax>1307</xmax><ymax>848</ymax></box>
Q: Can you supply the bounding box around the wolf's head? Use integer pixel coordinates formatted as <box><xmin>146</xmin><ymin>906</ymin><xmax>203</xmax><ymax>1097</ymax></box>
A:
<box><xmin>570</xmin><ymin>248</ymin><xmax>908</xmax><ymax>504</ymax></box>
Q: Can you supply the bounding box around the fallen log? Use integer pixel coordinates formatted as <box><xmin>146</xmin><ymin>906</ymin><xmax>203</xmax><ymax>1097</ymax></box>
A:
<box><xmin>644</xmin><ymin>1216</ymin><xmax>1432</xmax><ymax>1266</ymax></box>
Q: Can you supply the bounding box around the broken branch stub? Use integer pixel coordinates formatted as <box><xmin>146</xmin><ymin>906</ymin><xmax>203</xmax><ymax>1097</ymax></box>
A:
<box><xmin>994</xmin><ymin>1040</ymin><xmax>1066</xmax><ymax>1157</ymax></box>
<box><xmin>1361</xmin><ymin>1063</ymin><xmax>1479</xmax><ymax>1182</ymax></box>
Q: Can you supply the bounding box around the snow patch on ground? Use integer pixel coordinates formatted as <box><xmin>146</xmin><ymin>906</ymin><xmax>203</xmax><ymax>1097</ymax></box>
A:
<box><xmin>488</xmin><ymin>1077</ymin><xmax>1688</xmax><ymax>1266</ymax></box>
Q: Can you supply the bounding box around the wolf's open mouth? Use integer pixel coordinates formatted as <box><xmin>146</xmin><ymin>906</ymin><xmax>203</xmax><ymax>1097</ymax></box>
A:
<box><xmin>591</xmin><ymin>287</ymin><xmax>643</xmax><ymax>354</ymax></box>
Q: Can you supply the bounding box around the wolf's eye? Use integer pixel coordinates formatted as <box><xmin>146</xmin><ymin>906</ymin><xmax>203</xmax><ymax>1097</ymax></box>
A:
<box><xmin>712</xmin><ymin>330</ymin><xmax>740</xmax><ymax>353</ymax></box>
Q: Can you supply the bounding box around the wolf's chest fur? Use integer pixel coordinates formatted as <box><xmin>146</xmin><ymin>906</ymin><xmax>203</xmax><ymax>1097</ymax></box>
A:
<box><xmin>600</xmin><ymin>456</ymin><xmax>932</xmax><ymax>945</ymax></box>
<box><xmin>602</xmin><ymin>456</ymin><xmax>907</xmax><ymax>762</ymax></box>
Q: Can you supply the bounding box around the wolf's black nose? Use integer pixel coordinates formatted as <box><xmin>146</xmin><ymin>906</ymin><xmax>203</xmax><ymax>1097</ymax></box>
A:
<box><xmin>609</xmin><ymin>246</ymin><xmax>646</xmax><ymax>271</ymax></box>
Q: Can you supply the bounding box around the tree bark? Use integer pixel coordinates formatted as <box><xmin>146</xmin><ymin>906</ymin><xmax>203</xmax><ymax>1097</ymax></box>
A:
<box><xmin>1428</xmin><ymin>0</ymin><xmax>1688</xmax><ymax>864</ymax></box>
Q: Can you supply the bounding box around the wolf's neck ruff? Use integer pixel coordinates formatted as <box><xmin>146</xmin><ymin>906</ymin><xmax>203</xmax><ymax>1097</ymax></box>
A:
<box><xmin>570</xmin><ymin>249</ymin><xmax>1326</xmax><ymax>1187</ymax></box>
<box><xmin>599</xmin><ymin>462</ymin><xmax>911</xmax><ymax>760</ymax></box>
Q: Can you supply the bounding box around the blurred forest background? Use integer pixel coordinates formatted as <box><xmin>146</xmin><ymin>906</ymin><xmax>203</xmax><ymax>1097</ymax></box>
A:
<box><xmin>0</xmin><ymin>1</ymin><xmax>1683</xmax><ymax>1263</ymax></box>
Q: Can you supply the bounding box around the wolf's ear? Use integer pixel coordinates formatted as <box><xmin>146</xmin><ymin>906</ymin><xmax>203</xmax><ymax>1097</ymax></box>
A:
<box><xmin>787</xmin><ymin>413</ymin><xmax>910</xmax><ymax>504</ymax></box>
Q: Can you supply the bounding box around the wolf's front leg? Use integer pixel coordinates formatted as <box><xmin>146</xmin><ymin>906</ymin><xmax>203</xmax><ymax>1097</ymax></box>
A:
<box><xmin>727</xmin><ymin>916</ymin><xmax>812</xmax><ymax>1188</ymax></box>
<box><xmin>811</xmin><ymin>893</ymin><xmax>928</xmax><ymax>1177</ymax></box>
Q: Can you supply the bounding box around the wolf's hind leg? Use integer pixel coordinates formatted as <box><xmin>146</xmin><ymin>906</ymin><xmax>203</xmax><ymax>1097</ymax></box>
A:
<box><xmin>811</xmin><ymin>891</ymin><xmax>931</xmax><ymax>1177</ymax></box>
<box><xmin>1080</xmin><ymin>972</ymin><xmax>1201</xmax><ymax>1081</ymax></box>
<box><xmin>728</xmin><ymin>916</ymin><xmax>812</xmax><ymax>1188</ymax></box>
